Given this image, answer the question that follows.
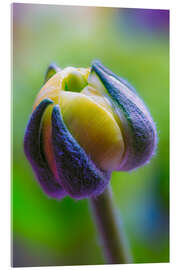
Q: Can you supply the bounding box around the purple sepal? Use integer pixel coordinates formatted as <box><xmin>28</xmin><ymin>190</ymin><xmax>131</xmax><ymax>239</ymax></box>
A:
<box><xmin>44</xmin><ymin>62</ymin><xmax>61</xmax><ymax>83</ymax></box>
<box><xmin>24</xmin><ymin>99</ymin><xmax>66</xmax><ymax>199</ymax></box>
<box><xmin>91</xmin><ymin>60</ymin><xmax>157</xmax><ymax>171</ymax></box>
<box><xmin>51</xmin><ymin>104</ymin><xmax>111</xmax><ymax>199</ymax></box>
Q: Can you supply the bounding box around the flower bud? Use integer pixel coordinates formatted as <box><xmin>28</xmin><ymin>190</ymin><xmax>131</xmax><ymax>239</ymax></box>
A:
<box><xmin>24</xmin><ymin>60</ymin><xmax>157</xmax><ymax>199</ymax></box>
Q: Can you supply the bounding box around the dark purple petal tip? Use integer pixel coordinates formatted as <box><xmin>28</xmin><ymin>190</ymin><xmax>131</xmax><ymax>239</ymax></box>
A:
<box><xmin>51</xmin><ymin>104</ymin><xmax>111</xmax><ymax>199</ymax></box>
<box><xmin>24</xmin><ymin>99</ymin><xmax>66</xmax><ymax>199</ymax></box>
<box><xmin>91</xmin><ymin>60</ymin><xmax>157</xmax><ymax>171</ymax></box>
<box><xmin>44</xmin><ymin>62</ymin><xmax>61</xmax><ymax>83</ymax></box>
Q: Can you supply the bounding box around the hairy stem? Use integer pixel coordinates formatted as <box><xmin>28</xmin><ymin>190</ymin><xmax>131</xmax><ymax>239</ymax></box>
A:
<box><xmin>90</xmin><ymin>186</ymin><xmax>132</xmax><ymax>264</ymax></box>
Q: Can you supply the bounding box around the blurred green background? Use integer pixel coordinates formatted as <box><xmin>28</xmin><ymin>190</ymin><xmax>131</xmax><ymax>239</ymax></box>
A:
<box><xmin>12</xmin><ymin>3</ymin><xmax>169</xmax><ymax>267</ymax></box>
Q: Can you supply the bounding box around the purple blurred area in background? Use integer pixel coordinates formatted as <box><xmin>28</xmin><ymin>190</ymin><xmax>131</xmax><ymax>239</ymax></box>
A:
<box><xmin>117</xmin><ymin>8</ymin><xmax>169</xmax><ymax>37</ymax></box>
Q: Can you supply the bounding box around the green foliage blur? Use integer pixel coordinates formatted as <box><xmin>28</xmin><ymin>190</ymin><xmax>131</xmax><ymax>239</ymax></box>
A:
<box><xmin>12</xmin><ymin>3</ymin><xmax>169</xmax><ymax>266</ymax></box>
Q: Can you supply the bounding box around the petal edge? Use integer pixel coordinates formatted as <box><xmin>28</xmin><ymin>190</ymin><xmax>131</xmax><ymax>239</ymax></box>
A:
<box><xmin>51</xmin><ymin>104</ymin><xmax>111</xmax><ymax>199</ymax></box>
<box><xmin>24</xmin><ymin>99</ymin><xmax>66</xmax><ymax>199</ymax></box>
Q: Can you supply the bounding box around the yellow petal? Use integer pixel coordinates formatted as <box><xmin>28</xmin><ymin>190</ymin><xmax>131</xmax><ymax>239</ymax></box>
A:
<box><xmin>33</xmin><ymin>67</ymin><xmax>90</xmax><ymax>109</ymax></box>
<box><xmin>33</xmin><ymin>72</ymin><xmax>63</xmax><ymax>109</ymax></box>
<box><xmin>41</xmin><ymin>104</ymin><xmax>59</xmax><ymax>180</ymax></box>
<box><xmin>59</xmin><ymin>91</ymin><xmax>125</xmax><ymax>171</ymax></box>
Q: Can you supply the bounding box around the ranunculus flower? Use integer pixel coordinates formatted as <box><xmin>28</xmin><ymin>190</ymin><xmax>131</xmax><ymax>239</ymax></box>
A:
<box><xmin>24</xmin><ymin>60</ymin><xmax>157</xmax><ymax>199</ymax></box>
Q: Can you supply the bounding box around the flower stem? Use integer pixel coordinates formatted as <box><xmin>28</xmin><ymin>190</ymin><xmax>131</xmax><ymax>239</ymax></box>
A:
<box><xmin>90</xmin><ymin>185</ymin><xmax>132</xmax><ymax>264</ymax></box>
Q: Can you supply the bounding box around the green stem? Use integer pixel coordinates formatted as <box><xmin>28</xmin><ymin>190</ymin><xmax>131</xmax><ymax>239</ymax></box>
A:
<box><xmin>90</xmin><ymin>186</ymin><xmax>132</xmax><ymax>264</ymax></box>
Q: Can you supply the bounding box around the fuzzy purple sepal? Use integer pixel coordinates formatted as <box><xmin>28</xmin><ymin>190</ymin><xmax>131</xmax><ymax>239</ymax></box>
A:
<box><xmin>51</xmin><ymin>105</ymin><xmax>111</xmax><ymax>199</ymax></box>
<box><xmin>91</xmin><ymin>60</ymin><xmax>157</xmax><ymax>171</ymax></box>
<box><xmin>24</xmin><ymin>99</ymin><xmax>66</xmax><ymax>199</ymax></box>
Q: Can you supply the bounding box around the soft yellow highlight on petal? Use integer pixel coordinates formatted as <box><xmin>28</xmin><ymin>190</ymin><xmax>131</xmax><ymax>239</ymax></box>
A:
<box><xmin>33</xmin><ymin>72</ymin><xmax>63</xmax><ymax>109</ymax></box>
<box><xmin>59</xmin><ymin>91</ymin><xmax>125</xmax><ymax>171</ymax></box>
<box><xmin>41</xmin><ymin>104</ymin><xmax>59</xmax><ymax>180</ymax></box>
<box><xmin>82</xmin><ymin>85</ymin><xmax>113</xmax><ymax>115</ymax></box>
<box><xmin>77</xmin><ymin>67</ymin><xmax>90</xmax><ymax>81</ymax></box>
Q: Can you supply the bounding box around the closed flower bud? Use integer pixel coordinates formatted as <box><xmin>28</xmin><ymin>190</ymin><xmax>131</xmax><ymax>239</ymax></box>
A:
<box><xmin>24</xmin><ymin>60</ymin><xmax>157</xmax><ymax>199</ymax></box>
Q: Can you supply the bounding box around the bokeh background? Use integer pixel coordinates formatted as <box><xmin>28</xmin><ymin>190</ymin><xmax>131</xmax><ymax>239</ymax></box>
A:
<box><xmin>12</xmin><ymin>3</ymin><xmax>169</xmax><ymax>267</ymax></box>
